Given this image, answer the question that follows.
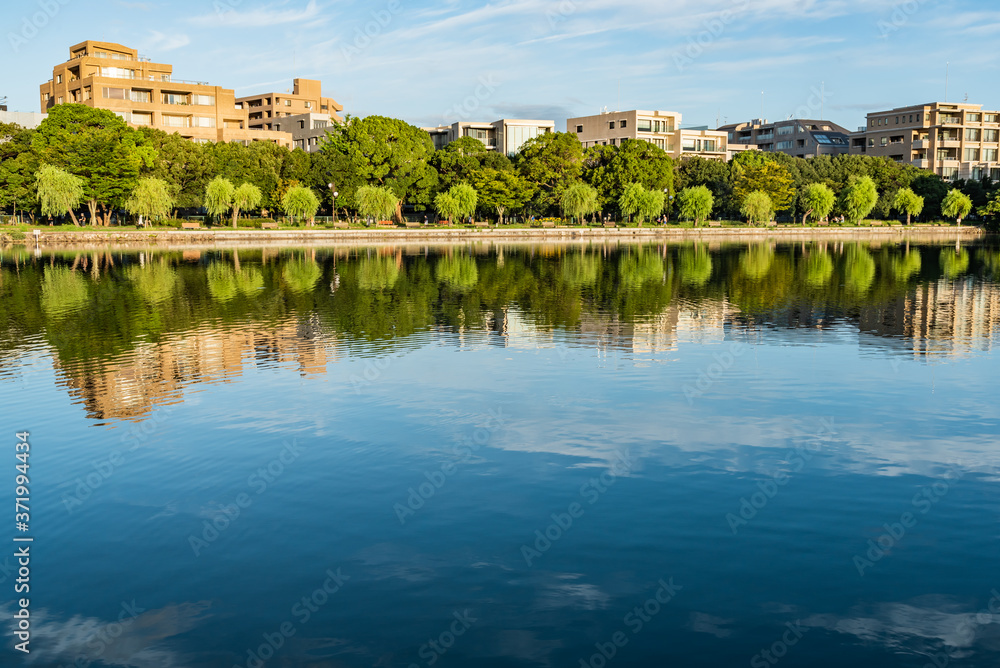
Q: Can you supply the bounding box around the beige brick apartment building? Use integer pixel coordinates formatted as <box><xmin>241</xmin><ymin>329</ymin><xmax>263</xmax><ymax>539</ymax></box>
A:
<box><xmin>567</xmin><ymin>110</ymin><xmax>750</xmax><ymax>161</ymax></box>
<box><xmin>39</xmin><ymin>40</ymin><xmax>293</xmax><ymax>147</ymax></box>
<box><xmin>849</xmin><ymin>102</ymin><xmax>1000</xmax><ymax>181</ymax></box>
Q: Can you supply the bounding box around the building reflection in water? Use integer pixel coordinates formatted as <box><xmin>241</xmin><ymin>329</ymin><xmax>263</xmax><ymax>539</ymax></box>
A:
<box><xmin>1</xmin><ymin>241</ymin><xmax>998</xmax><ymax>422</ymax></box>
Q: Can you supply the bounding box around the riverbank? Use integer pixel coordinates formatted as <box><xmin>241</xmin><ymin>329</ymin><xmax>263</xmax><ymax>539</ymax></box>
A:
<box><xmin>0</xmin><ymin>224</ymin><xmax>985</xmax><ymax>249</ymax></box>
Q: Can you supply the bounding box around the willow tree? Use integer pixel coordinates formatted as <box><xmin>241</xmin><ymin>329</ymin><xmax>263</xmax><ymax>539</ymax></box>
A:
<box><xmin>205</xmin><ymin>177</ymin><xmax>235</xmax><ymax>226</ymax></box>
<box><xmin>561</xmin><ymin>182</ymin><xmax>599</xmax><ymax>224</ymax></box>
<box><xmin>619</xmin><ymin>182</ymin><xmax>664</xmax><ymax>226</ymax></box>
<box><xmin>282</xmin><ymin>185</ymin><xmax>321</xmax><ymax>226</ymax></box>
<box><xmin>36</xmin><ymin>164</ymin><xmax>84</xmax><ymax>225</ymax></box>
<box><xmin>840</xmin><ymin>176</ymin><xmax>879</xmax><ymax>225</ymax></box>
<box><xmin>800</xmin><ymin>183</ymin><xmax>835</xmax><ymax>225</ymax></box>
<box><xmin>740</xmin><ymin>191</ymin><xmax>773</xmax><ymax>226</ymax></box>
<box><xmin>941</xmin><ymin>189</ymin><xmax>972</xmax><ymax>226</ymax></box>
<box><xmin>125</xmin><ymin>177</ymin><xmax>174</xmax><ymax>224</ymax></box>
<box><xmin>892</xmin><ymin>187</ymin><xmax>924</xmax><ymax>225</ymax></box>
<box><xmin>677</xmin><ymin>185</ymin><xmax>714</xmax><ymax>226</ymax></box>
<box><xmin>435</xmin><ymin>184</ymin><xmax>477</xmax><ymax>224</ymax></box>
<box><xmin>232</xmin><ymin>183</ymin><xmax>263</xmax><ymax>228</ymax></box>
<box><xmin>356</xmin><ymin>185</ymin><xmax>399</xmax><ymax>223</ymax></box>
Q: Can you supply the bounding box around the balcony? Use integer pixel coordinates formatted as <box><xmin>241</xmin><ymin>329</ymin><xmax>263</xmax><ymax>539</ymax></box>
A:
<box><xmin>911</xmin><ymin>139</ymin><xmax>929</xmax><ymax>149</ymax></box>
<box><xmin>938</xmin><ymin>139</ymin><xmax>961</xmax><ymax>149</ymax></box>
<box><xmin>913</xmin><ymin>159</ymin><xmax>931</xmax><ymax>169</ymax></box>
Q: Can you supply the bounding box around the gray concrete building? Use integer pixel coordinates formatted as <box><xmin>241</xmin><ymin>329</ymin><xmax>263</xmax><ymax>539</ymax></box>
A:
<box><xmin>718</xmin><ymin>118</ymin><xmax>852</xmax><ymax>158</ymax></box>
<box><xmin>423</xmin><ymin>119</ymin><xmax>555</xmax><ymax>154</ymax></box>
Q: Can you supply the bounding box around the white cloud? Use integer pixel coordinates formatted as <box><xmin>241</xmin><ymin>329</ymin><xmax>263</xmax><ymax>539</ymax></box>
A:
<box><xmin>144</xmin><ymin>30</ymin><xmax>191</xmax><ymax>52</ymax></box>
<box><xmin>188</xmin><ymin>0</ymin><xmax>327</xmax><ymax>29</ymax></box>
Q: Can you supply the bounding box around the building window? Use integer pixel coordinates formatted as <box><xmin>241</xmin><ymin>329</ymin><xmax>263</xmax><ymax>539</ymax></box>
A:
<box><xmin>83</xmin><ymin>86</ymin><xmax>91</xmax><ymax>101</ymax></box>
<box><xmin>576</xmin><ymin>125</ymin><xmax>583</xmax><ymax>133</ymax></box>
<box><xmin>653</xmin><ymin>138</ymin><xmax>664</xmax><ymax>149</ymax></box>
<box><xmin>162</xmin><ymin>93</ymin><xmax>189</xmax><ymax>105</ymax></box>
<box><xmin>619</xmin><ymin>120</ymin><xmax>626</xmax><ymax>129</ymax></box>
<box><xmin>191</xmin><ymin>94</ymin><xmax>215</xmax><ymax>106</ymax></box>
<box><xmin>284</xmin><ymin>99</ymin><xmax>292</xmax><ymax>106</ymax></box>
<box><xmin>101</xmin><ymin>67</ymin><xmax>135</xmax><ymax>79</ymax></box>
<box><xmin>909</xmin><ymin>115</ymin><xmax>913</xmax><ymax>122</ymax></box>
<box><xmin>315</xmin><ymin>121</ymin><xmax>328</xmax><ymax>128</ymax></box>
<box><xmin>102</xmin><ymin>87</ymin><xmax>126</xmax><ymax>100</ymax></box>
<box><xmin>57</xmin><ymin>96</ymin><xmax>64</xmax><ymax>105</ymax></box>
<box><xmin>193</xmin><ymin>117</ymin><xmax>215</xmax><ymax>128</ymax></box>
<box><xmin>637</xmin><ymin>119</ymin><xmax>651</xmax><ymax>132</ymax></box>
<box><xmin>162</xmin><ymin>115</ymin><xmax>189</xmax><ymax>128</ymax></box>
<box><xmin>56</xmin><ymin>74</ymin><xmax>63</xmax><ymax>84</ymax></box>
<box><xmin>984</xmin><ymin>114</ymin><xmax>999</xmax><ymax>123</ymax></box>
<box><xmin>984</xmin><ymin>129</ymin><xmax>999</xmax><ymax>142</ymax></box>
<box><xmin>880</xmin><ymin>137</ymin><xmax>888</xmax><ymax>146</ymax></box>
<box><xmin>131</xmin><ymin>112</ymin><xmax>153</xmax><ymax>126</ymax></box>
<box><xmin>895</xmin><ymin>117</ymin><xmax>899</xmax><ymax>124</ymax></box>
<box><xmin>129</xmin><ymin>89</ymin><xmax>151</xmax><ymax>103</ymax></box>
<box><xmin>609</xmin><ymin>121</ymin><xmax>615</xmax><ymax>130</ymax></box>
<box><xmin>868</xmin><ymin>138</ymin><xmax>875</xmax><ymax>147</ymax></box>
<box><xmin>942</xmin><ymin>167</ymin><xmax>959</xmax><ymax>180</ymax></box>
<box><xmin>984</xmin><ymin>148</ymin><xmax>998</xmax><ymax>162</ymax></box>
<box><xmin>777</xmin><ymin>125</ymin><xmax>794</xmax><ymax>135</ymax></box>
<box><xmin>968</xmin><ymin>113</ymin><xmax>981</xmax><ymax>122</ymax></box>
<box><xmin>965</xmin><ymin>128</ymin><xmax>981</xmax><ymax>141</ymax></box>
<box><xmin>776</xmin><ymin>140</ymin><xmax>793</xmax><ymax>150</ymax></box>
<box><xmin>304</xmin><ymin>101</ymin><xmax>312</xmax><ymax>109</ymax></box>
<box><xmin>992</xmin><ymin>168</ymin><xmax>1000</xmax><ymax>180</ymax></box>
<box><xmin>964</xmin><ymin>148</ymin><xmax>980</xmax><ymax>161</ymax></box>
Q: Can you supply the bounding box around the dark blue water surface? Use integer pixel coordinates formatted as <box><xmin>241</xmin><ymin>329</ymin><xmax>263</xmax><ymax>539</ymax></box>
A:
<box><xmin>1</xmin><ymin>240</ymin><xmax>999</xmax><ymax>667</ymax></box>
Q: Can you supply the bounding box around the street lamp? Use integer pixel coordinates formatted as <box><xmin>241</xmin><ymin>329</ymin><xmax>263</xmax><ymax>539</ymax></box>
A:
<box><xmin>664</xmin><ymin>189</ymin><xmax>673</xmax><ymax>225</ymax></box>
<box><xmin>328</xmin><ymin>183</ymin><xmax>338</xmax><ymax>221</ymax></box>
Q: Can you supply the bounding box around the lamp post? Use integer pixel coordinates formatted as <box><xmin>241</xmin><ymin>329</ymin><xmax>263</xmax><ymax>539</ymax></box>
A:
<box><xmin>328</xmin><ymin>183</ymin><xmax>338</xmax><ymax>222</ymax></box>
<box><xmin>664</xmin><ymin>189</ymin><xmax>673</xmax><ymax>225</ymax></box>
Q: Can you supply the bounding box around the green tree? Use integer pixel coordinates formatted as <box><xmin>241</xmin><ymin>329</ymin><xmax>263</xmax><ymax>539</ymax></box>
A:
<box><xmin>435</xmin><ymin>184</ymin><xmax>477</xmax><ymax>223</ymax></box>
<box><xmin>618</xmin><ymin>182</ymin><xmax>664</xmax><ymax>226</ymax></box>
<box><xmin>35</xmin><ymin>164</ymin><xmax>84</xmax><ymax>225</ymax></box>
<box><xmin>204</xmin><ymin>177</ymin><xmax>235</xmax><ymax>224</ymax></box>
<box><xmin>471</xmin><ymin>169</ymin><xmax>534</xmax><ymax>224</ymax></box>
<box><xmin>321</xmin><ymin>115</ymin><xmax>438</xmax><ymax>221</ymax></box>
<box><xmin>676</xmin><ymin>186</ymin><xmax>714</xmax><ymax>226</ymax></box>
<box><xmin>941</xmin><ymin>189</ymin><xmax>973</xmax><ymax>225</ymax></box>
<box><xmin>891</xmin><ymin>187</ymin><xmax>924</xmax><ymax>225</ymax></box>
<box><xmin>356</xmin><ymin>185</ymin><xmax>399</xmax><ymax>222</ymax></box>
<box><xmin>450</xmin><ymin>183</ymin><xmax>478</xmax><ymax>222</ymax></box>
<box><xmin>732</xmin><ymin>157</ymin><xmax>794</xmax><ymax>213</ymax></box>
<box><xmin>125</xmin><ymin>177</ymin><xmax>174</xmax><ymax>224</ymax></box>
<box><xmin>561</xmin><ymin>182</ymin><xmax>600</xmax><ymax>224</ymax></box>
<box><xmin>840</xmin><ymin>176</ymin><xmax>879</xmax><ymax>225</ymax></box>
<box><xmin>0</xmin><ymin>123</ymin><xmax>39</xmax><ymax>222</ymax></box>
<box><xmin>282</xmin><ymin>185</ymin><xmax>321</xmax><ymax>226</ymax></box>
<box><xmin>583</xmin><ymin>139</ymin><xmax>673</xmax><ymax>215</ymax></box>
<box><xmin>515</xmin><ymin>132</ymin><xmax>585</xmax><ymax>216</ymax></box>
<box><xmin>980</xmin><ymin>190</ymin><xmax>1000</xmax><ymax>226</ymax></box>
<box><xmin>740</xmin><ymin>191</ymin><xmax>773</xmax><ymax>226</ymax></box>
<box><xmin>31</xmin><ymin>104</ymin><xmax>154</xmax><ymax>225</ymax></box>
<box><xmin>430</xmin><ymin>137</ymin><xmax>512</xmax><ymax>191</ymax></box>
<box><xmin>232</xmin><ymin>183</ymin><xmax>263</xmax><ymax>228</ymax></box>
<box><xmin>800</xmin><ymin>183</ymin><xmax>835</xmax><ymax>225</ymax></box>
<box><xmin>138</xmin><ymin>128</ymin><xmax>211</xmax><ymax>212</ymax></box>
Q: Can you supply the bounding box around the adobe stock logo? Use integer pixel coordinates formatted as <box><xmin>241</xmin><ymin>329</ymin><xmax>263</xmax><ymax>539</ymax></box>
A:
<box><xmin>8</xmin><ymin>0</ymin><xmax>72</xmax><ymax>53</ymax></box>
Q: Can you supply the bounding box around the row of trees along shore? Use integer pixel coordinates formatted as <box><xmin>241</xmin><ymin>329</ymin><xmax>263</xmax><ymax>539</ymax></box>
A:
<box><xmin>3</xmin><ymin>104</ymin><xmax>1000</xmax><ymax>228</ymax></box>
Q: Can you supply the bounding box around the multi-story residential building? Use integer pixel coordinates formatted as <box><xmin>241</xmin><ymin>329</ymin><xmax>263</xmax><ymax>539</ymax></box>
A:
<box><xmin>567</xmin><ymin>110</ymin><xmax>738</xmax><ymax>161</ymax></box>
<box><xmin>277</xmin><ymin>112</ymin><xmax>336</xmax><ymax>153</ymax></box>
<box><xmin>423</xmin><ymin>119</ymin><xmax>556</xmax><ymax>154</ymax></box>
<box><xmin>718</xmin><ymin>118</ymin><xmax>851</xmax><ymax>158</ymax></box>
<box><xmin>849</xmin><ymin>102</ymin><xmax>1000</xmax><ymax>181</ymax></box>
<box><xmin>235</xmin><ymin>78</ymin><xmax>343</xmax><ymax>132</ymax></box>
<box><xmin>39</xmin><ymin>40</ymin><xmax>292</xmax><ymax>147</ymax></box>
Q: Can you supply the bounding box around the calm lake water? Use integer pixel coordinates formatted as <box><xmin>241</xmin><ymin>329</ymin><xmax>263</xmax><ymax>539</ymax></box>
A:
<box><xmin>2</xmin><ymin>239</ymin><xmax>1000</xmax><ymax>668</ymax></box>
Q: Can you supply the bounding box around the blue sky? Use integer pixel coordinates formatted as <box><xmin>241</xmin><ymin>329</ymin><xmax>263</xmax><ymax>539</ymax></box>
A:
<box><xmin>3</xmin><ymin>0</ymin><xmax>999</xmax><ymax>133</ymax></box>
